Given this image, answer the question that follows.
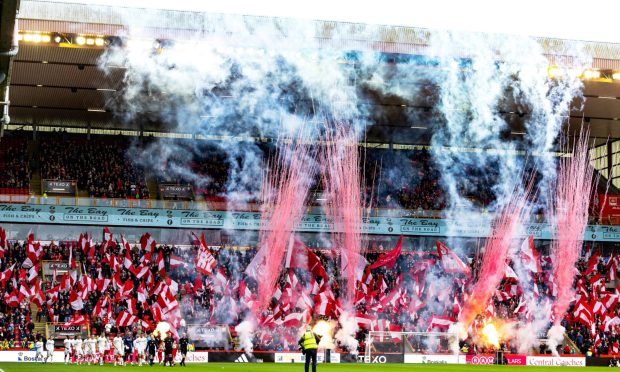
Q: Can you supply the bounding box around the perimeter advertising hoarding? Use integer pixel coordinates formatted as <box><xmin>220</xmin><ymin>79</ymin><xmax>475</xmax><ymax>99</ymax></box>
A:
<box><xmin>463</xmin><ymin>354</ymin><xmax>526</xmax><ymax>365</ymax></box>
<box><xmin>404</xmin><ymin>354</ymin><xmax>460</xmax><ymax>364</ymax></box>
<box><xmin>401</xmin><ymin>354</ymin><xmax>584</xmax><ymax>366</ymax></box>
<box><xmin>0</xmin><ymin>350</ymin><xmax>209</xmax><ymax>364</ymax></box>
<box><xmin>0</xmin><ymin>350</ymin><xmax>66</xmax><ymax>363</ymax></box>
<box><xmin>526</xmin><ymin>355</ymin><xmax>586</xmax><ymax>367</ymax></box>
<box><xmin>274</xmin><ymin>352</ymin><xmax>340</xmax><ymax>363</ymax></box>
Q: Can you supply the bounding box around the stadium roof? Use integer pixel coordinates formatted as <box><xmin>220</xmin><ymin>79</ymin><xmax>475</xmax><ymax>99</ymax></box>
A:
<box><xmin>3</xmin><ymin>0</ymin><xmax>620</xmax><ymax>145</ymax></box>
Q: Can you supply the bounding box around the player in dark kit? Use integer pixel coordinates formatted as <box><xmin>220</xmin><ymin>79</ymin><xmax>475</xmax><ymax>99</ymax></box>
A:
<box><xmin>163</xmin><ymin>334</ymin><xmax>175</xmax><ymax>366</ymax></box>
<box><xmin>123</xmin><ymin>332</ymin><xmax>134</xmax><ymax>366</ymax></box>
<box><xmin>146</xmin><ymin>334</ymin><xmax>157</xmax><ymax>366</ymax></box>
<box><xmin>178</xmin><ymin>333</ymin><xmax>189</xmax><ymax>366</ymax></box>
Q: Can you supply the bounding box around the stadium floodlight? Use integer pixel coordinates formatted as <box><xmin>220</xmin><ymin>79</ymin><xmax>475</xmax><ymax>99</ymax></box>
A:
<box><xmin>86</xmin><ymin>38</ymin><xmax>95</xmax><ymax>45</ymax></box>
<box><xmin>23</xmin><ymin>34</ymin><xmax>33</xmax><ymax>42</ymax></box>
<box><xmin>612</xmin><ymin>72</ymin><xmax>620</xmax><ymax>80</ymax></box>
<box><xmin>41</xmin><ymin>34</ymin><xmax>51</xmax><ymax>43</ymax></box>
<box><xmin>32</xmin><ymin>34</ymin><xmax>42</xmax><ymax>43</ymax></box>
<box><xmin>76</xmin><ymin>36</ymin><xmax>86</xmax><ymax>45</ymax></box>
<box><xmin>54</xmin><ymin>35</ymin><xmax>62</xmax><ymax>43</ymax></box>
<box><xmin>95</xmin><ymin>38</ymin><xmax>105</xmax><ymax>46</ymax></box>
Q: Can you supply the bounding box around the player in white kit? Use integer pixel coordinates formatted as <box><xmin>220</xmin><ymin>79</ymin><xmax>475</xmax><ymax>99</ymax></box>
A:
<box><xmin>133</xmin><ymin>333</ymin><xmax>147</xmax><ymax>366</ymax></box>
<box><xmin>75</xmin><ymin>337</ymin><xmax>84</xmax><ymax>365</ymax></box>
<box><xmin>84</xmin><ymin>336</ymin><xmax>96</xmax><ymax>365</ymax></box>
<box><xmin>97</xmin><ymin>334</ymin><xmax>108</xmax><ymax>365</ymax></box>
<box><xmin>64</xmin><ymin>335</ymin><xmax>73</xmax><ymax>364</ymax></box>
<box><xmin>113</xmin><ymin>335</ymin><xmax>125</xmax><ymax>366</ymax></box>
<box><xmin>45</xmin><ymin>337</ymin><xmax>55</xmax><ymax>363</ymax></box>
<box><xmin>35</xmin><ymin>338</ymin><xmax>45</xmax><ymax>362</ymax></box>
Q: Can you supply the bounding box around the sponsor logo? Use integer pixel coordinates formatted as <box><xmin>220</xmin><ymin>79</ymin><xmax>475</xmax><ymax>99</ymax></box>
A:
<box><xmin>357</xmin><ymin>355</ymin><xmax>387</xmax><ymax>363</ymax></box>
<box><xmin>526</xmin><ymin>356</ymin><xmax>586</xmax><ymax>367</ymax></box>
<box><xmin>235</xmin><ymin>354</ymin><xmax>249</xmax><ymax>363</ymax></box>
<box><xmin>468</xmin><ymin>355</ymin><xmax>495</xmax><ymax>365</ymax></box>
<box><xmin>421</xmin><ymin>356</ymin><xmax>447</xmax><ymax>364</ymax></box>
<box><xmin>405</xmin><ymin>354</ymin><xmax>459</xmax><ymax>364</ymax></box>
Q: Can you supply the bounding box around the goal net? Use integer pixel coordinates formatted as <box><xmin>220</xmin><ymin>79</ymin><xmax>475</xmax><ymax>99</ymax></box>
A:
<box><xmin>364</xmin><ymin>331</ymin><xmax>459</xmax><ymax>364</ymax></box>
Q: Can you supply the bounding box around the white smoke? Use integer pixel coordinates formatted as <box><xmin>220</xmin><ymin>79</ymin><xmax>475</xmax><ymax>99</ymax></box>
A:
<box><xmin>335</xmin><ymin>311</ymin><xmax>359</xmax><ymax>355</ymax></box>
<box><xmin>235</xmin><ymin>319</ymin><xmax>257</xmax><ymax>354</ymax></box>
<box><xmin>547</xmin><ymin>324</ymin><xmax>565</xmax><ymax>356</ymax></box>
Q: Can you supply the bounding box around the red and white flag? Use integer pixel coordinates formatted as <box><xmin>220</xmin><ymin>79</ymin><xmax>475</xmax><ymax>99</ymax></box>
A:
<box><xmin>0</xmin><ymin>264</ymin><xmax>15</xmax><ymax>284</ymax></box>
<box><xmin>156</xmin><ymin>253</ymin><xmax>165</xmax><ymax>275</ymax></box>
<box><xmin>585</xmin><ymin>250</ymin><xmax>600</xmax><ymax>276</ymax></box>
<box><xmin>64</xmin><ymin>314</ymin><xmax>87</xmax><ymax>327</ymax></box>
<box><xmin>157</xmin><ymin>288</ymin><xmax>179</xmax><ymax>313</ymax></box>
<box><xmin>140</xmin><ymin>233</ymin><xmax>156</xmax><ymax>253</ymax></box>
<box><xmin>137</xmin><ymin>282</ymin><xmax>147</xmax><ymax>303</ymax></box>
<box><xmin>282</xmin><ymin>311</ymin><xmax>308</xmax><ymax>328</ymax></box>
<box><xmin>284</xmin><ymin>236</ymin><xmax>328</xmax><ymax>279</ymax></box>
<box><xmin>519</xmin><ymin>236</ymin><xmax>542</xmax><ymax>273</ymax></box>
<box><xmin>193</xmin><ymin>232</ymin><xmax>217</xmax><ymax>276</ymax></box>
<box><xmin>0</xmin><ymin>227</ymin><xmax>7</xmax><ymax>259</ymax></box>
<box><xmin>69</xmin><ymin>290</ymin><xmax>83</xmax><ymax>310</ymax></box>
<box><xmin>369</xmin><ymin>235</ymin><xmax>403</xmax><ymax>270</ymax></box>
<box><xmin>436</xmin><ymin>241</ymin><xmax>471</xmax><ymax>276</ymax></box>
<box><xmin>116</xmin><ymin>310</ymin><xmax>138</xmax><ymax>327</ymax></box>
<box><xmin>427</xmin><ymin>315</ymin><xmax>456</xmax><ymax>331</ymax></box>
<box><xmin>169</xmin><ymin>255</ymin><xmax>187</xmax><ymax>269</ymax></box>
<box><xmin>123</xmin><ymin>247</ymin><xmax>133</xmax><ymax>269</ymax></box>
<box><xmin>68</xmin><ymin>245</ymin><xmax>77</xmax><ymax>270</ymax></box>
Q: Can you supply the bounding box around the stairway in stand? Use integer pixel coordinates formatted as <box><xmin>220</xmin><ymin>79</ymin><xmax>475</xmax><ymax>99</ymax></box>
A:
<box><xmin>30</xmin><ymin>301</ymin><xmax>47</xmax><ymax>337</ymax></box>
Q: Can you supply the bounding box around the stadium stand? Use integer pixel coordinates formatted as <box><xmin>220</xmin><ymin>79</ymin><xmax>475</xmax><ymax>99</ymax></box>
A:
<box><xmin>0</xmin><ymin>229</ymin><xmax>614</xmax><ymax>357</ymax></box>
<box><xmin>38</xmin><ymin>133</ymin><xmax>149</xmax><ymax>199</ymax></box>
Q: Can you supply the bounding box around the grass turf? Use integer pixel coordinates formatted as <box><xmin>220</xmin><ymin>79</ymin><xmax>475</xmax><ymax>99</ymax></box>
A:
<box><xmin>0</xmin><ymin>364</ymin><xmax>612</xmax><ymax>372</ymax></box>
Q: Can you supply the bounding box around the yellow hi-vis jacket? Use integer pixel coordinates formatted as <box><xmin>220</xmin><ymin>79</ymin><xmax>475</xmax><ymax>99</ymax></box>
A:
<box><xmin>302</xmin><ymin>332</ymin><xmax>318</xmax><ymax>350</ymax></box>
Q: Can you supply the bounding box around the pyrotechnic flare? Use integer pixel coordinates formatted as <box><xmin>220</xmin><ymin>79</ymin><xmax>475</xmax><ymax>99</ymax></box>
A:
<box><xmin>548</xmin><ymin>129</ymin><xmax>595</xmax><ymax>352</ymax></box>
<box><xmin>457</xmin><ymin>181</ymin><xmax>532</xmax><ymax>333</ymax></box>
<box><xmin>255</xmin><ymin>132</ymin><xmax>318</xmax><ymax>310</ymax></box>
<box><xmin>321</xmin><ymin>122</ymin><xmax>365</xmax><ymax>304</ymax></box>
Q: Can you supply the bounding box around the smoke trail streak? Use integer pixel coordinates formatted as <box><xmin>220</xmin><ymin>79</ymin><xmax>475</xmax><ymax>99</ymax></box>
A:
<box><xmin>256</xmin><ymin>134</ymin><xmax>318</xmax><ymax>310</ymax></box>
<box><xmin>550</xmin><ymin>128</ymin><xmax>595</xmax><ymax>324</ymax></box>
<box><xmin>458</xmin><ymin>182</ymin><xmax>532</xmax><ymax>332</ymax></box>
<box><xmin>321</xmin><ymin>123</ymin><xmax>364</xmax><ymax>304</ymax></box>
<box><xmin>510</xmin><ymin>237</ymin><xmax>553</xmax><ymax>354</ymax></box>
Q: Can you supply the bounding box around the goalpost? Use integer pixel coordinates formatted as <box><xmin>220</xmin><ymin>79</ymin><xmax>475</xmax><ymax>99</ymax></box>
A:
<box><xmin>364</xmin><ymin>331</ymin><xmax>460</xmax><ymax>364</ymax></box>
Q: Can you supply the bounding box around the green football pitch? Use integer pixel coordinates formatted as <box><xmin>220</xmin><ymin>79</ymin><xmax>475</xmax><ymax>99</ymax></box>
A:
<box><xmin>0</xmin><ymin>364</ymin><xmax>610</xmax><ymax>372</ymax></box>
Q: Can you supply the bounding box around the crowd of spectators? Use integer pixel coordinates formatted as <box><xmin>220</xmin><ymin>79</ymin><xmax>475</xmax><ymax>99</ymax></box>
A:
<box><xmin>0</xmin><ymin>136</ymin><xmax>30</xmax><ymax>190</ymax></box>
<box><xmin>39</xmin><ymin>134</ymin><xmax>149</xmax><ymax>199</ymax></box>
<box><xmin>0</xmin><ymin>228</ymin><xmax>616</xmax><ymax>356</ymax></box>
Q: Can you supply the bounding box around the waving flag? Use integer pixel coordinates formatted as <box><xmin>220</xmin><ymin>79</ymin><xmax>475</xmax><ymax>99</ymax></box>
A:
<box><xmin>519</xmin><ymin>236</ymin><xmax>542</xmax><ymax>273</ymax></box>
<box><xmin>169</xmin><ymin>254</ymin><xmax>187</xmax><ymax>269</ymax></box>
<box><xmin>427</xmin><ymin>315</ymin><xmax>456</xmax><ymax>331</ymax></box>
<box><xmin>0</xmin><ymin>227</ymin><xmax>7</xmax><ymax>258</ymax></box>
<box><xmin>69</xmin><ymin>290</ymin><xmax>83</xmax><ymax>310</ymax></box>
<box><xmin>192</xmin><ymin>232</ymin><xmax>217</xmax><ymax>276</ymax></box>
<box><xmin>64</xmin><ymin>314</ymin><xmax>87</xmax><ymax>327</ymax></box>
<box><xmin>284</xmin><ymin>236</ymin><xmax>327</xmax><ymax>280</ymax></box>
<box><xmin>23</xmin><ymin>232</ymin><xmax>43</xmax><ymax>269</ymax></box>
<box><xmin>436</xmin><ymin>241</ymin><xmax>471</xmax><ymax>276</ymax></box>
<box><xmin>116</xmin><ymin>311</ymin><xmax>138</xmax><ymax>327</ymax></box>
<box><xmin>140</xmin><ymin>233</ymin><xmax>156</xmax><ymax>253</ymax></box>
<box><xmin>369</xmin><ymin>235</ymin><xmax>403</xmax><ymax>270</ymax></box>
